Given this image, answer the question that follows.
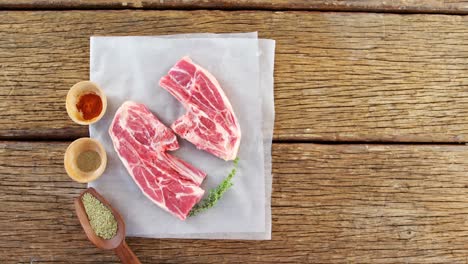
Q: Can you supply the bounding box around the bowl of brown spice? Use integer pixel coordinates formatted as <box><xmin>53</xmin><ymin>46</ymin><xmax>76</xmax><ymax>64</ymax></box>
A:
<box><xmin>64</xmin><ymin>138</ymin><xmax>107</xmax><ymax>183</ymax></box>
<box><xmin>66</xmin><ymin>81</ymin><xmax>107</xmax><ymax>125</ymax></box>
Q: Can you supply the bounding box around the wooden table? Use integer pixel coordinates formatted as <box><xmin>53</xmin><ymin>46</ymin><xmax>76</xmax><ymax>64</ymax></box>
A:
<box><xmin>1</xmin><ymin>1</ymin><xmax>468</xmax><ymax>263</ymax></box>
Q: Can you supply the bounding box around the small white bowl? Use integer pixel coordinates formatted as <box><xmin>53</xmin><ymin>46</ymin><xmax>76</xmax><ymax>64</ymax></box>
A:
<box><xmin>66</xmin><ymin>81</ymin><xmax>107</xmax><ymax>125</ymax></box>
<box><xmin>64</xmin><ymin>138</ymin><xmax>107</xmax><ymax>183</ymax></box>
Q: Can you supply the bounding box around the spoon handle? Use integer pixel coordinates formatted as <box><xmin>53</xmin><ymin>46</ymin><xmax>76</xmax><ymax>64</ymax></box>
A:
<box><xmin>114</xmin><ymin>240</ymin><xmax>141</xmax><ymax>264</ymax></box>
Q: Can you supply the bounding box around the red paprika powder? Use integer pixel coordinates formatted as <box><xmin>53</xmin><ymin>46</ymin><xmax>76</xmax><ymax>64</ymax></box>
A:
<box><xmin>76</xmin><ymin>93</ymin><xmax>103</xmax><ymax>120</ymax></box>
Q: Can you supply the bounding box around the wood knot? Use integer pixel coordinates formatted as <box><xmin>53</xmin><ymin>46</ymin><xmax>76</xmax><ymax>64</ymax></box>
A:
<box><xmin>399</xmin><ymin>229</ymin><xmax>416</xmax><ymax>240</ymax></box>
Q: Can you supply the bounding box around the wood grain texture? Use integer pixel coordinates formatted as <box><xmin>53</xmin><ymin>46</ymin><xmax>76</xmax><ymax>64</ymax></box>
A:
<box><xmin>0</xmin><ymin>11</ymin><xmax>467</xmax><ymax>142</ymax></box>
<box><xmin>2</xmin><ymin>141</ymin><xmax>468</xmax><ymax>263</ymax></box>
<box><xmin>0</xmin><ymin>0</ymin><xmax>467</xmax><ymax>14</ymax></box>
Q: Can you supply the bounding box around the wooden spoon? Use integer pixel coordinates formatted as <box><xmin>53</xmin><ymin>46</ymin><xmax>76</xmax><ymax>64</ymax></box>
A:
<box><xmin>74</xmin><ymin>187</ymin><xmax>141</xmax><ymax>264</ymax></box>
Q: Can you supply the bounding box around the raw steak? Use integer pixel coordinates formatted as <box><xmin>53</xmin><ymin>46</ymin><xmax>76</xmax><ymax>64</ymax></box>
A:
<box><xmin>159</xmin><ymin>56</ymin><xmax>241</xmax><ymax>161</ymax></box>
<box><xmin>109</xmin><ymin>101</ymin><xmax>206</xmax><ymax>220</ymax></box>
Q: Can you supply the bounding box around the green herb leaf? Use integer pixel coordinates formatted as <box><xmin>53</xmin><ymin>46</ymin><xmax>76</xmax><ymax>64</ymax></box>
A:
<box><xmin>189</xmin><ymin>157</ymin><xmax>239</xmax><ymax>217</ymax></box>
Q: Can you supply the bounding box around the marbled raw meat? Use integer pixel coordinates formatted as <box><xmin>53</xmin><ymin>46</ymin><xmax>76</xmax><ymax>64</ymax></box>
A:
<box><xmin>109</xmin><ymin>101</ymin><xmax>206</xmax><ymax>220</ymax></box>
<box><xmin>159</xmin><ymin>56</ymin><xmax>241</xmax><ymax>161</ymax></box>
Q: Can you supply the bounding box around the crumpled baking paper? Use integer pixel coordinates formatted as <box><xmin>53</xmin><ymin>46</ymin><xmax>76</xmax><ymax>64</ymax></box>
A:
<box><xmin>89</xmin><ymin>32</ymin><xmax>275</xmax><ymax>240</ymax></box>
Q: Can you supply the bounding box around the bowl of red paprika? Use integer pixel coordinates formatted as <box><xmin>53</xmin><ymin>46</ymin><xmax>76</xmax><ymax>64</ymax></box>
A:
<box><xmin>66</xmin><ymin>81</ymin><xmax>107</xmax><ymax>125</ymax></box>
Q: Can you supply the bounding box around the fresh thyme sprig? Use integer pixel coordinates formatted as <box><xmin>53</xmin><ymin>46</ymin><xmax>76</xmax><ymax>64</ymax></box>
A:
<box><xmin>189</xmin><ymin>157</ymin><xmax>239</xmax><ymax>217</ymax></box>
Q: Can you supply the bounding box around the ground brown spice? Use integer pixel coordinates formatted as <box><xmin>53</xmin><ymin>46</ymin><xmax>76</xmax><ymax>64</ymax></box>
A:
<box><xmin>77</xmin><ymin>150</ymin><xmax>101</xmax><ymax>172</ymax></box>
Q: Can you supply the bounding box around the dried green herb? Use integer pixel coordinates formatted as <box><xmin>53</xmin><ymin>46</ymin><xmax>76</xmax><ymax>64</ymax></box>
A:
<box><xmin>82</xmin><ymin>193</ymin><xmax>117</xmax><ymax>239</ymax></box>
<box><xmin>189</xmin><ymin>157</ymin><xmax>239</xmax><ymax>217</ymax></box>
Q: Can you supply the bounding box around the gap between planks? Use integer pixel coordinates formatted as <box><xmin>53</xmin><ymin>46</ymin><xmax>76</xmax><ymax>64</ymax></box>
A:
<box><xmin>0</xmin><ymin>0</ymin><xmax>467</xmax><ymax>15</ymax></box>
<box><xmin>3</xmin><ymin>136</ymin><xmax>468</xmax><ymax>146</ymax></box>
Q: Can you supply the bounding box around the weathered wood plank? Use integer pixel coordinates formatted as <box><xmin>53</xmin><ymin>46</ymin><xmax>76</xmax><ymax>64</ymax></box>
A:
<box><xmin>0</xmin><ymin>0</ymin><xmax>467</xmax><ymax>14</ymax></box>
<box><xmin>2</xmin><ymin>141</ymin><xmax>468</xmax><ymax>262</ymax></box>
<box><xmin>0</xmin><ymin>11</ymin><xmax>467</xmax><ymax>142</ymax></box>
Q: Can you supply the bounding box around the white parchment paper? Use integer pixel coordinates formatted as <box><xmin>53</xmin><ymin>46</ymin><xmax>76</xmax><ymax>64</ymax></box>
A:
<box><xmin>89</xmin><ymin>33</ymin><xmax>275</xmax><ymax>240</ymax></box>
